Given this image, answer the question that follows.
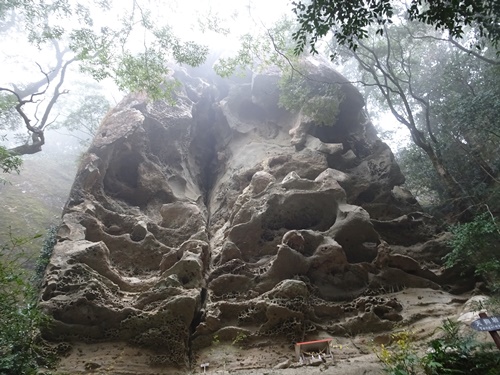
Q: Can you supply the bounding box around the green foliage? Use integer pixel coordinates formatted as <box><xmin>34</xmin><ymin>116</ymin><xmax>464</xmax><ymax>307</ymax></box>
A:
<box><xmin>0</xmin><ymin>145</ymin><xmax>22</xmax><ymax>176</ymax></box>
<box><xmin>196</xmin><ymin>10</ymin><xmax>230</xmax><ymax>37</ymax></box>
<box><xmin>292</xmin><ymin>0</ymin><xmax>500</xmax><ymax>56</ymax></box>
<box><xmin>0</xmin><ymin>153</ymin><xmax>73</xmax><ymax>258</ymax></box>
<box><xmin>425</xmin><ymin>57</ymin><xmax>500</xmax><ymax>205</ymax></box>
<box><xmin>1</xmin><ymin>0</ymin><xmax>213</xmax><ymax>158</ymax></box>
<box><xmin>445</xmin><ymin>211</ymin><xmax>500</xmax><ymax>292</ymax></box>
<box><xmin>213</xmin><ymin>17</ymin><xmax>344</xmax><ymax>125</ymax></box>
<box><xmin>377</xmin><ymin>331</ymin><xmax>420</xmax><ymax>375</ymax></box>
<box><xmin>55</xmin><ymin>94</ymin><xmax>110</xmax><ymax>146</ymax></box>
<box><xmin>278</xmin><ymin>69</ymin><xmax>344</xmax><ymax>126</ymax></box>
<box><xmin>0</xmin><ymin>94</ymin><xmax>21</xmax><ymax>131</ymax></box>
<box><xmin>377</xmin><ymin>320</ymin><xmax>500</xmax><ymax>375</ymax></box>
<box><xmin>212</xmin><ymin>334</ymin><xmax>220</xmax><ymax>345</ymax></box>
<box><xmin>33</xmin><ymin>225</ymin><xmax>57</xmax><ymax>288</ymax></box>
<box><xmin>232</xmin><ymin>332</ymin><xmax>248</xmax><ymax>346</ymax></box>
<box><xmin>396</xmin><ymin>144</ymin><xmax>443</xmax><ymax>207</ymax></box>
<box><xmin>2</xmin><ymin>1</ymin><xmax>209</xmax><ymax>101</ymax></box>
<box><xmin>408</xmin><ymin>1</ymin><xmax>500</xmax><ymax>50</ymax></box>
<box><xmin>214</xmin><ymin>17</ymin><xmax>299</xmax><ymax>77</ymax></box>
<box><xmin>0</xmin><ymin>93</ymin><xmax>16</xmax><ymax>112</ymax></box>
<box><xmin>422</xmin><ymin>319</ymin><xmax>500</xmax><ymax>375</ymax></box>
<box><xmin>0</xmin><ymin>135</ymin><xmax>23</xmax><ymax>184</ymax></box>
<box><xmin>214</xmin><ymin>33</ymin><xmax>260</xmax><ymax>77</ymax></box>
<box><xmin>114</xmin><ymin>51</ymin><xmax>178</xmax><ymax>101</ymax></box>
<box><xmin>0</xmin><ymin>234</ymin><xmax>56</xmax><ymax>374</ymax></box>
<box><xmin>352</xmin><ymin>17</ymin><xmax>499</xmax><ymax>208</ymax></box>
<box><xmin>293</xmin><ymin>0</ymin><xmax>395</xmax><ymax>55</ymax></box>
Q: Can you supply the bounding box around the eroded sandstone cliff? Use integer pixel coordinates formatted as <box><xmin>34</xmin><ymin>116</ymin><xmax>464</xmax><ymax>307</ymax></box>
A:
<box><xmin>40</xmin><ymin>59</ymin><xmax>457</xmax><ymax>371</ymax></box>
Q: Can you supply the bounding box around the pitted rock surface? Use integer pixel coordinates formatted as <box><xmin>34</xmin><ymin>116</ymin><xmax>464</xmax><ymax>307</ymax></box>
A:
<box><xmin>40</xmin><ymin>59</ymin><xmax>461</xmax><ymax>370</ymax></box>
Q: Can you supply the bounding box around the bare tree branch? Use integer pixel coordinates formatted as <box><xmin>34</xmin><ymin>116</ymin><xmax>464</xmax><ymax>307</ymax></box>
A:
<box><xmin>0</xmin><ymin>54</ymin><xmax>75</xmax><ymax>156</ymax></box>
<box><xmin>11</xmin><ymin>40</ymin><xmax>69</xmax><ymax>98</ymax></box>
<box><xmin>403</xmin><ymin>26</ymin><xmax>500</xmax><ymax>66</ymax></box>
<box><xmin>38</xmin><ymin>58</ymin><xmax>74</xmax><ymax>131</ymax></box>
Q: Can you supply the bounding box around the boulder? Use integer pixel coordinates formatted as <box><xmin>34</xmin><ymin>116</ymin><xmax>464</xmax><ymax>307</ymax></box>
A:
<box><xmin>40</xmin><ymin>59</ymin><xmax>455</xmax><ymax>370</ymax></box>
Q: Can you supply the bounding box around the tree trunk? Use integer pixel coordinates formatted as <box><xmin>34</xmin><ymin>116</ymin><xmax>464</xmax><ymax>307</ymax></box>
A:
<box><xmin>425</xmin><ymin>146</ymin><xmax>470</xmax><ymax>208</ymax></box>
<box><xmin>8</xmin><ymin>132</ymin><xmax>44</xmax><ymax>156</ymax></box>
<box><xmin>461</xmin><ymin>134</ymin><xmax>497</xmax><ymax>185</ymax></box>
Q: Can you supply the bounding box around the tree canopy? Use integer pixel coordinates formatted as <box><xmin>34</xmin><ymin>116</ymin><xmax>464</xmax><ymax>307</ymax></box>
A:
<box><xmin>292</xmin><ymin>0</ymin><xmax>500</xmax><ymax>55</ymax></box>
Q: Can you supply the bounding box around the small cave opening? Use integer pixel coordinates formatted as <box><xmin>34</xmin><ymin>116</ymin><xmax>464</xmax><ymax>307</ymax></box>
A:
<box><xmin>337</xmin><ymin>238</ymin><xmax>378</xmax><ymax>263</ymax></box>
<box><xmin>357</xmin><ymin>189</ymin><xmax>376</xmax><ymax>204</ymax></box>
<box><xmin>144</xmin><ymin>117</ymin><xmax>184</xmax><ymax>166</ymax></box>
<box><xmin>308</xmin><ymin>125</ymin><xmax>344</xmax><ymax>144</ymax></box>
<box><xmin>115</xmin><ymin>153</ymin><xmax>140</xmax><ymax>188</ymax></box>
<box><xmin>103</xmin><ymin>150</ymin><xmax>142</xmax><ymax>194</ymax></box>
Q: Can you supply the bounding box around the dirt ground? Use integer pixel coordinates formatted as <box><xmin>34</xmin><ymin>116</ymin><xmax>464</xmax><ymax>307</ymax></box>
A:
<box><xmin>51</xmin><ymin>288</ymin><xmax>486</xmax><ymax>375</ymax></box>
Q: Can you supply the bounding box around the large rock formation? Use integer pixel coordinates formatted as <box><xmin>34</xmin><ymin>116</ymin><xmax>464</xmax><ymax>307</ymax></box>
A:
<box><xmin>40</xmin><ymin>59</ymin><xmax>456</xmax><ymax>370</ymax></box>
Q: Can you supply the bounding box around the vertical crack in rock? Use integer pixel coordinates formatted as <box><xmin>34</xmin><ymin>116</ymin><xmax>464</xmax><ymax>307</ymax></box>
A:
<box><xmin>185</xmin><ymin>87</ymin><xmax>231</xmax><ymax>365</ymax></box>
<box><xmin>188</xmin><ymin>287</ymin><xmax>208</xmax><ymax>364</ymax></box>
<box><xmin>188</xmin><ymin>83</ymin><xmax>233</xmax><ymax>235</ymax></box>
<box><xmin>190</xmin><ymin>91</ymin><xmax>220</xmax><ymax>215</ymax></box>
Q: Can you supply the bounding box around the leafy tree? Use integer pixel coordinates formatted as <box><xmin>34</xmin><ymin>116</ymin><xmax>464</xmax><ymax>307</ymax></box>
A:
<box><xmin>427</xmin><ymin>53</ymin><xmax>500</xmax><ymax>199</ymax></box>
<box><xmin>394</xmin><ymin>49</ymin><xmax>500</xmax><ymax>209</ymax></box>
<box><xmin>0</xmin><ymin>42</ymin><xmax>76</xmax><ymax>156</ymax></box>
<box><xmin>0</xmin><ymin>231</ymin><xmax>57</xmax><ymax>374</ymax></box>
<box><xmin>318</xmin><ymin>15</ymin><xmax>500</xmax><ymax>210</ymax></box>
<box><xmin>214</xmin><ymin>16</ymin><xmax>347</xmax><ymax>127</ymax></box>
<box><xmin>292</xmin><ymin>0</ymin><xmax>500</xmax><ymax>55</ymax></box>
<box><xmin>54</xmin><ymin>93</ymin><xmax>110</xmax><ymax>147</ymax></box>
<box><xmin>445</xmin><ymin>210</ymin><xmax>500</xmax><ymax>292</ymax></box>
<box><xmin>289</xmin><ymin>1</ymin><xmax>500</xmax><ymax>212</ymax></box>
<box><xmin>344</xmin><ymin>23</ymin><xmax>469</xmax><ymax>204</ymax></box>
<box><xmin>384</xmin><ymin>28</ymin><xmax>500</xmax><ymax>210</ymax></box>
<box><xmin>214</xmin><ymin>17</ymin><xmax>300</xmax><ymax>77</ymax></box>
<box><xmin>0</xmin><ymin>0</ymin><xmax>209</xmax><ymax>159</ymax></box>
<box><xmin>396</xmin><ymin>144</ymin><xmax>442</xmax><ymax>206</ymax></box>
<box><xmin>0</xmin><ymin>139</ymin><xmax>22</xmax><ymax>179</ymax></box>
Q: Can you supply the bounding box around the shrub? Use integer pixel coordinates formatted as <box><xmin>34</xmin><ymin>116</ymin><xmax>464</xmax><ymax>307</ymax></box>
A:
<box><xmin>422</xmin><ymin>319</ymin><xmax>500</xmax><ymax>375</ymax></box>
<box><xmin>445</xmin><ymin>210</ymin><xmax>500</xmax><ymax>292</ymax></box>
<box><xmin>376</xmin><ymin>320</ymin><xmax>500</xmax><ymax>375</ymax></box>
<box><xmin>376</xmin><ymin>330</ymin><xmax>420</xmax><ymax>375</ymax></box>
<box><xmin>0</xmin><ymin>232</ymin><xmax>57</xmax><ymax>374</ymax></box>
<box><xmin>278</xmin><ymin>69</ymin><xmax>344</xmax><ymax>126</ymax></box>
<box><xmin>33</xmin><ymin>226</ymin><xmax>58</xmax><ymax>288</ymax></box>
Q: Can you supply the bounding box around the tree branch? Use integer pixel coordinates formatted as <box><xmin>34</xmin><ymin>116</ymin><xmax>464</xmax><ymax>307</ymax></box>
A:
<box><xmin>37</xmin><ymin>58</ymin><xmax>75</xmax><ymax>131</ymax></box>
<box><xmin>11</xmin><ymin>40</ymin><xmax>69</xmax><ymax>98</ymax></box>
<box><xmin>0</xmin><ymin>54</ymin><xmax>75</xmax><ymax>156</ymax></box>
<box><xmin>447</xmin><ymin>37</ymin><xmax>500</xmax><ymax>66</ymax></box>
